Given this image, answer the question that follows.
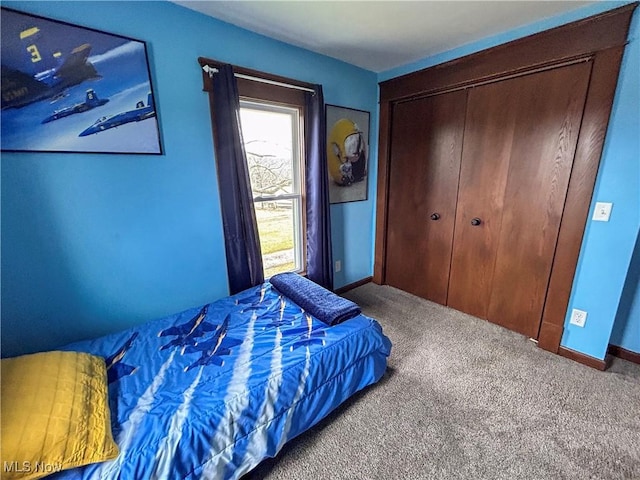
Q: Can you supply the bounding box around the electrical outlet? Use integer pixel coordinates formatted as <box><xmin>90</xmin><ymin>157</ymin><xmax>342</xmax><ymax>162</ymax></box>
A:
<box><xmin>569</xmin><ymin>308</ymin><xmax>587</xmax><ymax>327</ymax></box>
<box><xmin>334</xmin><ymin>260</ymin><xmax>341</xmax><ymax>272</ymax></box>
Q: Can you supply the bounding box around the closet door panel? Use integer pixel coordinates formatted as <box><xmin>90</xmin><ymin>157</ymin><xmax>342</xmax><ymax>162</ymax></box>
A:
<box><xmin>385</xmin><ymin>91</ymin><xmax>466</xmax><ymax>304</ymax></box>
<box><xmin>487</xmin><ymin>62</ymin><xmax>592</xmax><ymax>338</ymax></box>
<box><xmin>447</xmin><ymin>82</ymin><xmax>518</xmax><ymax>318</ymax></box>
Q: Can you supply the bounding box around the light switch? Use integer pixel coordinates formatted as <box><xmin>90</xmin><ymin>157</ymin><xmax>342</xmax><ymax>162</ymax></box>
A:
<box><xmin>592</xmin><ymin>202</ymin><xmax>613</xmax><ymax>222</ymax></box>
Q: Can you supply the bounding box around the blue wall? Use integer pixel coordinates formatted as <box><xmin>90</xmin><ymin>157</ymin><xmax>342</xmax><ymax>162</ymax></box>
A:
<box><xmin>380</xmin><ymin>1</ymin><xmax>639</xmax><ymax>360</ymax></box>
<box><xmin>1</xmin><ymin>1</ymin><xmax>378</xmax><ymax>357</ymax></box>
<box><xmin>610</xmin><ymin>232</ymin><xmax>640</xmax><ymax>353</ymax></box>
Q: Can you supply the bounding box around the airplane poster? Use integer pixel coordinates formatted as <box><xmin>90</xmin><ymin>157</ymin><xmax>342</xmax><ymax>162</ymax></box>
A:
<box><xmin>1</xmin><ymin>8</ymin><xmax>162</xmax><ymax>154</ymax></box>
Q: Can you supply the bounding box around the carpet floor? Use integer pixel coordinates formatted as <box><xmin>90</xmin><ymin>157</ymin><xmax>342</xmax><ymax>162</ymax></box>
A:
<box><xmin>247</xmin><ymin>283</ymin><xmax>640</xmax><ymax>480</ymax></box>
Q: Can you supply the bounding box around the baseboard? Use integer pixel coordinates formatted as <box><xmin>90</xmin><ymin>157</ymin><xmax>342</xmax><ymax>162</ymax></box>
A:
<box><xmin>607</xmin><ymin>344</ymin><xmax>640</xmax><ymax>365</ymax></box>
<box><xmin>334</xmin><ymin>276</ymin><xmax>373</xmax><ymax>295</ymax></box>
<box><xmin>558</xmin><ymin>346</ymin><xmax>607</xmax><ymax>371</ymax></box>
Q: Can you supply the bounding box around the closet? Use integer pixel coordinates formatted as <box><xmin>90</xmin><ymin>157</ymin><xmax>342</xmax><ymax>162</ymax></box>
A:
<box><xmin>375</xmin><ymin>5</ymin><xmax>636</xmax><ymax>351</ymax></box>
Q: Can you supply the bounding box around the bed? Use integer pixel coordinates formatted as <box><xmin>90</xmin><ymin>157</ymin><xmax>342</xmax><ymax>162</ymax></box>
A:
<box><xmin>36</xmin><ymin>275</ymin><xmax>391</xmax><ymax>479</ymax></box>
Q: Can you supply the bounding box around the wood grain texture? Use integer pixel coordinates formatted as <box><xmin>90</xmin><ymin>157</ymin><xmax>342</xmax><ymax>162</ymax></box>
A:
<box><xmin>537</xmin><ymin>322</ymin><xmax>564</xmax><ymax>353</ymax></box>
<box><xmin>486</xmin><ymin>62</ymin><xmax>591</xmax><ymax>338</ymax></box>
<box><xmin>539</xmin><ymin>47</ymin><xmax>627</xmax><ymax>344</ymax></box>
<box><xmin>373</xmin><ymin>102</ymin><xmax>391</xmax><ymax>284</ymax></box>
<box><xmin>385</xmin><ymin>91</ymin><xmax>466</xmax><ymax>304</ymax></box>
<box><xmin>447</xmin><ymin>81</ymin><xmax>515</xmax><ymax>318</ymax></box>
<box><xmin>379</xmin><ymin>4</ymin><xmax>635</xmax><ymax>103</ymax></box>
<box><xmin>375</xmin><ymin>5</ymin><xmax>635</xmax><ymax>352</ymax></box>
<box><xmin>237</xmin><ymin>77</ymin><xmax>305</xmax><ymax>106</ymax></box>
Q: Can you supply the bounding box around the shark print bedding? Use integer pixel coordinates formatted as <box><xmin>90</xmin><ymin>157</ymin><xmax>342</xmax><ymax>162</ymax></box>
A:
<box><xmin>51</xmin><ymin>281</ymin><xmax>391</xmax><ymax>480</ymax></box>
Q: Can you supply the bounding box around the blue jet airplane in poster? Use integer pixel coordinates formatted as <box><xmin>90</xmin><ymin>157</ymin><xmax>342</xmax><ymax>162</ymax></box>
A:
<box><xmin>79</xmin><ymin>92</ymin><xmax>156</xmax><ymax>136</ymax></box>
<box><xmin>41</xmin><ymin>88</ymin><xmax>109</xmax><ymax>123</ymax></box>
<box><xmin>1</xmin><ymin>25</ymin><xmax>101</xmax><ymax>110</ymax></box>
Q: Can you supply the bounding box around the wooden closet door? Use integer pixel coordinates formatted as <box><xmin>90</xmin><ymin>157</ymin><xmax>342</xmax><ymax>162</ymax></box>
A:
<box><xmin>448</xmin><ymin>62</ymin><xmax>592</xmax><ymax>337</ymax></box>
<box><xmin>385</xmin><ymin>91</ymin><xmax>467</xmax><ymax>304</ymax></box>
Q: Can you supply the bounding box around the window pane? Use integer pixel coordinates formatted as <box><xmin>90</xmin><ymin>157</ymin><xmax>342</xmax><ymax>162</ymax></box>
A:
<box><xmin>240</xmin><ymin>100</ymin><xmax>304</xmax><ymax>279</ymax></box>
<box><xmin>255</xmin><ymin>199</ymin><xmax>301</xmax><ymax>278</ymax></box>
<box><xmin>240</xmin><ymin>107</ymin><xmax>296</xmax><ymax>196</ymax></box>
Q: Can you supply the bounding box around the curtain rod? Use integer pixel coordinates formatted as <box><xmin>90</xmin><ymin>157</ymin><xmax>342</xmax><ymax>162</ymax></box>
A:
<box><xmin>202</xmin><ymin>65</ymin><xmax>315</xmax><ymax>94</ymax></box>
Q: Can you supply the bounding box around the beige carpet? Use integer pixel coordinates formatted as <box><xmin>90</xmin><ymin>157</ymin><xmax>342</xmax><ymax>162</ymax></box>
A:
<box><xmin>247</xmin><ymin>283</ymin><xmax>640</xmax><ymax>480</ymax></box>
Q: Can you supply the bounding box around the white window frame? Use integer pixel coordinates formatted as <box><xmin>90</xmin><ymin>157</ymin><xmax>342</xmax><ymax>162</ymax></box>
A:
<box><xmin>240</xmin><ymin>99</ymin><xmax>306</xmax><ymax>277</ymax></box>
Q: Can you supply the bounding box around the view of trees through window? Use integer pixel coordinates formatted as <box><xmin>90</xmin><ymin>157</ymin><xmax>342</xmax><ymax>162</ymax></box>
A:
<box><xmin>240</xmin><ymin>101</ymin><xmax>304</xmax><ymax>278</ymax></box>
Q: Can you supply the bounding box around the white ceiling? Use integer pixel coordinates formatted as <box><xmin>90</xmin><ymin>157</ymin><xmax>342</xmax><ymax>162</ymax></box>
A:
<box><xmin>174</xmin><ymin>1</ymin><xmax>594</xmax><ymax>72</ymax></box>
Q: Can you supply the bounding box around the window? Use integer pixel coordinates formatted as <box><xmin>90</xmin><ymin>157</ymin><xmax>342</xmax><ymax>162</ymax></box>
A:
<box><xmin>239</xmin><ymin>100</ymin><xmax>305</xmax><ymax>278</ymax></box>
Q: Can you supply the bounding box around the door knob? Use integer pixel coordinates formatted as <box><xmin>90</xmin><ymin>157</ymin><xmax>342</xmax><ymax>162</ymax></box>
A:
<box><xmin>471</xmin><ymin>217</ymin><xmax>482</xmax><ymax>226</ymax></box>
<box><xmin>430</xmin><ymin>213</ymin><xmax>440</xmax><ymax>220</ymax></box>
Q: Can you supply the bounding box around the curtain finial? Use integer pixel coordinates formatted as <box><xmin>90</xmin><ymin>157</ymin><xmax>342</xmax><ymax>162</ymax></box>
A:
<box><xmin>202</xmin><ymin>65</ymin><xmax>219</xmax><ymax>78</ymax></box>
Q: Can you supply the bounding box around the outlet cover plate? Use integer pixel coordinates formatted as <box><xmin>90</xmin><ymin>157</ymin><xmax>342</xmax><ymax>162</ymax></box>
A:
<box><xmin>592</xmin><ymin>202</ymin><xmax>613</xmax><ymax>222</ymax></box>
<box><xmin>569</xmin><ymin>308</ymin><xmax>587</xmax><ymax>327</ymax></box>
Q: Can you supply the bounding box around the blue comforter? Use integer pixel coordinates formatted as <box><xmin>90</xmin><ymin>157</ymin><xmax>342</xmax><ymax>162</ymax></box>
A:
<box><xmin>51</xmin><ymin>282</ymin><xmax>391</xmax><ymax>480</ymax></box>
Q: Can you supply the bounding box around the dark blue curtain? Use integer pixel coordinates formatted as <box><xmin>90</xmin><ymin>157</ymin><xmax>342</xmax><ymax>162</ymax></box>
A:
<box><xmin>304</xmin><ymin>86</ymin><xmax>333</xmax><ymax>290</ymax></box>
<box><xmin>209</xmin><ymin>64</ymin><xmax>264</xmax><ymax>294</ymax></box>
